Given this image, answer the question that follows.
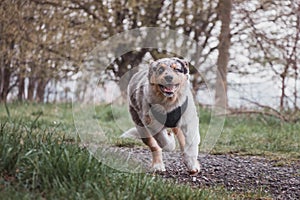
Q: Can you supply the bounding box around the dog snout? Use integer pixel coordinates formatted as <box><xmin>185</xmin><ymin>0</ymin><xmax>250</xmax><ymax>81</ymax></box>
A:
<box><xmin>164</xmin><ymin>75</ymin><xmax>173</xmax><ymax>83</ymax></box>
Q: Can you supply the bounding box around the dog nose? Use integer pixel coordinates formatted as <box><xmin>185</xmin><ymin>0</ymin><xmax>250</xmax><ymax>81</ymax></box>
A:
<box><xmin>164</xmin><ymin>75</ymin><xmax>173</xmax><ymax>83</ymax></box>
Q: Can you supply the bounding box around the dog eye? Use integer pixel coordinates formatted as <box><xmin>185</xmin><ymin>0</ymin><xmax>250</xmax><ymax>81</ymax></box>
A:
<box><xmin>174</xmin><ymin>68</ymin><xmax>183</xmax><ymax>73</ymax></box>
<box><xmin>158</xmin><ymin>67</ymin><xmax>165</xmax><ymax>74</ymax></box>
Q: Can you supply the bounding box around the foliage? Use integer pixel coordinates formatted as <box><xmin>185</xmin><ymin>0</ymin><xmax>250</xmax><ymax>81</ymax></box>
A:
<box><xmin>0</xmin><ymin>0</ymin><xmax>219</xmax><ymax>103</ymax></box>
<box><xmin>230</xmin><ymin>0</ymin><xmax>300</xmax><ymax>111</ymax></box>
<box><xmin>1</xmin><ymin>0</ymin><xmax>299</xmax><ymax>117</ymax></box>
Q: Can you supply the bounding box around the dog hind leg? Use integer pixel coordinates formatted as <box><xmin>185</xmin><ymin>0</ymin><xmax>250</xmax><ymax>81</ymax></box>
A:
<box><xmin>120</xmin><ymin>127</ymin><xmax>140</xmax><ymax>139</ymax></box>
<box><xmin>172</xmin><ymin>127</ymin><xmax>185</xmax><ymax>151</ymax></box>
<box><xmin>153</xmin><ymin>129</ymin><xmax>176</xmax><ymax>152</ymax></box>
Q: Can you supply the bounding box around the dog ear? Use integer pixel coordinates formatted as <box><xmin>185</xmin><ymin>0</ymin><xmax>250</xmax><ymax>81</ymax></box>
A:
<box><xmin>174</xmin><ymin>58</ymin><xmax>189</xmax><ymax>74</ymax></box>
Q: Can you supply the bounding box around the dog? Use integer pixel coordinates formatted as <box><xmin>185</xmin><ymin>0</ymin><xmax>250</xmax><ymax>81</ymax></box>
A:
<box><xmin>121</xmin><ymin>57</ymin><xmax>200</xmax><ymax>174</ymax></box>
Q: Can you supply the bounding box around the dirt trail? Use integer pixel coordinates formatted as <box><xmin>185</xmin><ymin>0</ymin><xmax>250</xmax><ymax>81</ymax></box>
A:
<box><xmin>116</xmin><ymin>147</ymin><xmax>300</xmax><ymax>199</ymax></box>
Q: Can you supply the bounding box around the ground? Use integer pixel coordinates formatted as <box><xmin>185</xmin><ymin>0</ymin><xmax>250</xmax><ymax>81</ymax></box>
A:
<box><xmin>117</xmin><ymin>147</ymin><xmax>300</xmax><ymax>200</ymax></box>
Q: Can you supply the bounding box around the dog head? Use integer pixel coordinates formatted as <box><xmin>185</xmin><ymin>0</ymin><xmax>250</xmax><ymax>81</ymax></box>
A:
<box><xmin>148</xmin><ymin>57</ymin><xmax>190</xmax><ymax>98</ymax></box>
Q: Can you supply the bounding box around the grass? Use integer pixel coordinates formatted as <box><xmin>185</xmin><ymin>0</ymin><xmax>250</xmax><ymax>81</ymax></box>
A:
<box><xmin>1</xmin><ymin>102</ymin><xmax>299</xmax><ymax>199</ymax></box>
<box><xmin>0</xmin><ymin>109</ymin><xmax>235</xmax><ymax>200</ymax></box>
<box><xmin>213</xmin><ymin>113</ymin><xmax>300</xmax><ymax>159</ymax></box>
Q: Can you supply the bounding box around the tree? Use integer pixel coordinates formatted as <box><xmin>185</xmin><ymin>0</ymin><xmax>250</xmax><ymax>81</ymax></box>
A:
<box><xmin>215</xmin><ymin>0</ymin><xmax>232</xmax><ymax>109</ymax></box>
<box><xmin>1</xmin><ymin>0</ymin><xmax>222</xmax><ymax>102</ymax></box>
<box><xmin>0</xmin><ymin>0</ymin><xmax>92</xmax><ymax>102</ymax></box>
<box><xmin>231</xmin><ymin>0</ymin><xmax>300</xmax><ymax>112</ymax></box>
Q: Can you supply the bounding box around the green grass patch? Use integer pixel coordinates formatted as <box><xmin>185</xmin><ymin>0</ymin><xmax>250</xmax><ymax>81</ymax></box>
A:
<box><xmin>213</xmin><ymin>113</ymin><xmax>300</xmax><ymax>159</ymax></box>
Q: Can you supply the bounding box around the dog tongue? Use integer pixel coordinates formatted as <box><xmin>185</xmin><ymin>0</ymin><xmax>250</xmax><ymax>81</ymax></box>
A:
<box><xmin>163</xmin><ymin>85</ymin><xmax>175</xmax><ymax>92</ymax></box>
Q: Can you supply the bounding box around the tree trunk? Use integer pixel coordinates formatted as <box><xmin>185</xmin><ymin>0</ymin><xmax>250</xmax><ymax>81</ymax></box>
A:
<box><xmin>215</xmin><ymin>0</ymin><xmax>232</xmax><ymax>110</ymax></box>
<box><xmin>0</xmin><ymin>66</ymin><xmax>11</xmax><ymax>102</ymax></box>
<box><xmin>36</xmin><ymin>79</ymin><xmax>47</xmax><ymax>103</ymax></box>
<box><xmin>293</xmin><ymin>5</ymin><xmax>300</xmax><ymax>111</ymax></box>
<box><xmin>27</xmin><ymin>77</ymin><xmax>36</xmax><ymax>101</ymax></box>
<box><xmin>17</xmin><ymin>75</ymin><xmax>25</xmax><ymax>101</ymax></box>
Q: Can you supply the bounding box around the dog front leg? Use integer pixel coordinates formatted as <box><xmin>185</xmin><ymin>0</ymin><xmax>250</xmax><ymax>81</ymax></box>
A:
<box><xmin>142</xmin><ymin>136</ymin><xmax>166</xmax><ymax>172</ymax></box>
<box><xmin>137</xmin><ymin>127</ymin><xmax>166</xmax><ymax>172</ymax></box>
<box><xmin>181</xmin><ymin>124</ymin><xmax>200</xmax><ymax>174</ymax></box>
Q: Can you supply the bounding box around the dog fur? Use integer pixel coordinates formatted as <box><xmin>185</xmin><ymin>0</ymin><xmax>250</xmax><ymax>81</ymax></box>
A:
<box><xmin>121</xmin><ymin>57</ymin><xmax>200</xmax><ymax>174</ymax></box>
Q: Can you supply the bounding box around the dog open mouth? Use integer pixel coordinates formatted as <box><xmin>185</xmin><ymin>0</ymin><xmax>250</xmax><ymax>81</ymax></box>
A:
<box><xmin>159</xmin><ymin>84</ymin><xmax>179</xmax><ymax>97</ymax></box>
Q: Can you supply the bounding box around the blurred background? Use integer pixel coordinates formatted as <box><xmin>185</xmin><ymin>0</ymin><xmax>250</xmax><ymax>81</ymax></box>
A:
<box><xmin>0</xmin><ymin>0</ymin><xmax>299</xmax><ymax>120</ymax></box>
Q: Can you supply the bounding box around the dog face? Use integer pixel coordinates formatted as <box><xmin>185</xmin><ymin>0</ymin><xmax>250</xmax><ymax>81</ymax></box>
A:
<box><xmin>149</xmin><ymin>57</ymin><xmax>189</xmax><ymax>98</ymax></box>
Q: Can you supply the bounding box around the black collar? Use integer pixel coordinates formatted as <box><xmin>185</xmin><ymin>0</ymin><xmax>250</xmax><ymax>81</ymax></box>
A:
<box><xmin>149</xmin><ymin>97</ymin><xmax>188</xmax><ymax>128</ymax></box>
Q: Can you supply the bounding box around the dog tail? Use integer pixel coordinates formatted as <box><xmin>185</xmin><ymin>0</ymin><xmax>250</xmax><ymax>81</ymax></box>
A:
<box><xmin>120</xmin><ymin>127</ymin><xmax>140</xmax><ymax>139</ymax></box>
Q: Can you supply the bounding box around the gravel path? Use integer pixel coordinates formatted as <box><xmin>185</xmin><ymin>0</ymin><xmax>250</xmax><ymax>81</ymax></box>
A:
<box><xmin>114</xmin><ymin>147</ymin><xmax>300</xmax><ymax>199</ymax></box>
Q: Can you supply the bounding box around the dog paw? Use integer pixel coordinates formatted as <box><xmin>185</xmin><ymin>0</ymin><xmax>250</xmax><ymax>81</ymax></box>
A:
<box><xmin>187</xmin><ymin>161</ymin><xmax>200</xmax><ymax>175</ymax></box>
<box><xmin>183</xmin><ymin>155</ymin><xmax>200</xmax><ymax>175</ymax></box>
<box><xmin>151</xmin><ymin>162</ymin><xmax>166</xmax><ymax>172</ymax></box>
<box><xmin>189</xmin><ymin>167</ymin><xmax>200</xmax><ymax>176</ymax></box>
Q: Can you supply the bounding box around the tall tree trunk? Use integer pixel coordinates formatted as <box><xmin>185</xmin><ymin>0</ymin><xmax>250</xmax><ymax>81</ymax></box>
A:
<box><xmin>27</xmin><ymin>77</ymin><xmax>36</xmax><ymax>101</ymax></box>
<box><xmin>0</xmin><ymin>66</ymin><xmax>11</xmax><ymax>102</ymax></box>
<box><xmin>0</xmin><ymin>67</ymin><xmax>4</xmax><ymax>102</ymax></box>
<box><xmin>17</xmin><ymin>75</ymin><xmax>25</xmax><ymax>101</ymax></box>
<box><xmin>215</xmin><ymin>0</ymin><xmax>232</xmax><ymax>110</ymax></box>
<box><xmin>280</xmin><ymin>65</ymin><xmax>289</xmax><ymax>111</ymax></box>
<box><xmin>293</xmin><ymin>4</ymin><xmax>300</xmax><ymax>111</ymax></box>
<box><xmin>36</xmin><ymin>79</ymin><xmax>47</xmax><ymax>103</ymax></box>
